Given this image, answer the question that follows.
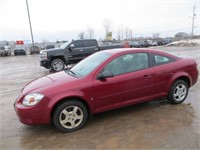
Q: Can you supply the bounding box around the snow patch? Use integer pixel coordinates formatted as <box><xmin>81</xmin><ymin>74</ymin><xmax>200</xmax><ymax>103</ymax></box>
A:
<box><xmin>168</xmin><ymin>39</ymin><xmax>200</xmax><ymax>46</ymax></box>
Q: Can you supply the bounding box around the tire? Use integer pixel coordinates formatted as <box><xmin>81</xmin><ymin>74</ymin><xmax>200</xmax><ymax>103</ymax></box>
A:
<box><xmin>167</xmin><ymin>80</ymin><xmax>188</xmax><ymax>104</ymax></box>
<box><xmin>51</xmin><ymin>59</ymin><xmax>65</xmax><ymax>72</ymax></box>
<box><xmin>53</xmin><ymin>100</ymin><xmax>88</xmax><ymax>132</ymax></box>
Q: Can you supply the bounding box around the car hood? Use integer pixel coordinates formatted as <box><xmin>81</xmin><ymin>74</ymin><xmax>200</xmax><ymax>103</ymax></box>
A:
<box><xmin>22</xmin><ymin>71</ymin><xmax>77</xmax><ymax>95</ymax></box>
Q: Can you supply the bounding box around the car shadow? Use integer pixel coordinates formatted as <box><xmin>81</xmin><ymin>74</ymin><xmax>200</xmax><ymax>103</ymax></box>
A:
<box><xmin>18</xmin><ymin>99</ymin><xmax>195</xmax><ymax>149</ymax></box>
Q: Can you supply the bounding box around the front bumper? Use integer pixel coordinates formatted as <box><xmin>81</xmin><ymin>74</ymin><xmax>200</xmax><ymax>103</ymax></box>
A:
<box><xmin>40</xmin><ymin>59</ymin><xmax>51</xmax><ymax>69</ymax></box>
<box><xmin>14</xmin><ymin>51</ymin><xmax>26</xmax><ymax>55</ymax></box>
<box><xmin>14</xmin><ymin>96</ymin><xmax>51</xmax><ymax>125</ymax></box>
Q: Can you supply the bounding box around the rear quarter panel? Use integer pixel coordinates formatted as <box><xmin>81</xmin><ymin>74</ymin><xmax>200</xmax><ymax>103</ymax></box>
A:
<box><xmin>155</xmin><ymin>58</ymin><xmax>198</xmax><ymax>96</ymax></box>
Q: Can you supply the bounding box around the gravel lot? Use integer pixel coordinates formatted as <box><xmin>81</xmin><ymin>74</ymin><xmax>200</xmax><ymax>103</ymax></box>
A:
<box><xmin>0</xmin><ymin>46</ymin><xmax>200</xmax><ymax>149</ymax></box>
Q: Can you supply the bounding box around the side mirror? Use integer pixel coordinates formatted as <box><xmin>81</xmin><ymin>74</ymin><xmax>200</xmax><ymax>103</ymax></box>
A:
<box><xmin>69</xmin><ymin>44</ymin><xmax>75</xmax><ymax>51</ymax></box>
<box><xmin>97</xmin><ymin>70</ymin><xmax>114</xmax><ymax>80</ymax></box>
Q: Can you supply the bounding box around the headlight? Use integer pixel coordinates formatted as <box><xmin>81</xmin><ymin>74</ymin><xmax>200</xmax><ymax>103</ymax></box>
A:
<box><xmin>39</xmin><ymin>51</ymin><xmax>47</xmax><ymax>60</ymax></box>
<box><xmin>22</xmin><ymin>93</ymin><xmax>44</xmax><ymax>106</ymax></box>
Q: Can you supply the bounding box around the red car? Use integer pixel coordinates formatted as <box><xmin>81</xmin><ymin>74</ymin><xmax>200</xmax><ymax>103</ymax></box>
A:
<box><xmin>14</xmin><ymin>48</ymin><xmax>199</xmax><ymax>132</ymax></box>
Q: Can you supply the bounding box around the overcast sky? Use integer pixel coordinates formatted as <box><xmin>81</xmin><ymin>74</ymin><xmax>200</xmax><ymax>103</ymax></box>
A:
<box><xmin>0</xmin><ymin>0</ymin><xmax>200</xmax><ymax>42</ymax></box>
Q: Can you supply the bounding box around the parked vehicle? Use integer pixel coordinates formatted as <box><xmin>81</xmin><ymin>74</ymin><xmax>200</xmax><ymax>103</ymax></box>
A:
<box><xmin>14</xmin><ymin>48</ymin><xmax>26</xmax><ymax>55</ymax></box>
<box><xmin>151</xmin><ymin>41</ymin><xmax>158</xmax><ymax>46</ymax></box>
<box><xmin>138</xmin><ymin>41</ymin><xmax>145</xmax><ymax>47</ymax></box>
<box><xmin>40</xmin><ymin>39</ymin><xmax>126</xmax><ymax>72</ymax></box>
<box><xmin>163</xmin><ymin>38</ymin><xmax>173</xmax><ymax>45</ymax></box>
<box><xmin>155</xmin><ymin>38</ymin><xmax>164</xmax><ymax>46</ymax></box>
<box><xmin>15</xmin><ymin>48</ymin><xmax>199</xmax><ymax>132</ymax></box>
<box><xmin>143</xmin><ymin>40</ymin><xmax>150</xmax><ymax>47</ymax></box>
<box><xmin>30</xmin><ymin>45</ymin><xmax>40</xmax><ymax>54</ymax></box>
<box><xmin>129</xmin><ymin>41</ymin><xmax>140</xmax><ymax>48</ymax></box>
<box><xmin>0</xmin><ymin>46</ymin><xmax>11</xmax><ymax>56</ymax></box>
<box><xmin>46</xmin><ymin>45</ymin><xmax>55</xmax><ymax>49</ymax></box>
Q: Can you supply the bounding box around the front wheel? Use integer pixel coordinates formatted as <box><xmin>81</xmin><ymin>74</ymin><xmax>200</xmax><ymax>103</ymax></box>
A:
<box><xmin>51</xmin><ymin>59</ymin><xmax>65</xmax><ymax>72</ymax></box>
<box><xmin>167</xmin><ymin>80</ymin><xmax>188</xmax><ymax>104</ymax></box>
<box><xmin>53</xmin><ymin>100</ymin><xmax>88</xmax><ymax>132</ymax></box>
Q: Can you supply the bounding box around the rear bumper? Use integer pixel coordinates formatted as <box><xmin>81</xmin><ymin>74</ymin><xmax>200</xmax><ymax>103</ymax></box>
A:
<box><xmin>40</xmin><ymin>59</ymin><xmax>51</xmax><ymax>69</ymax></box>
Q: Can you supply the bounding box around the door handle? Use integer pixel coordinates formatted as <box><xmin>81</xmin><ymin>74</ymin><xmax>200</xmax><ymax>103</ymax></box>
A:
<box><xmin>143</xmin><ymin>75</ymin><xmax>152</xmax><ymax>79</ymax></box>
<box><xmin>79</xmin><ymin>49</ymin><xmax>84</xmax><ymax>52</ymax></box>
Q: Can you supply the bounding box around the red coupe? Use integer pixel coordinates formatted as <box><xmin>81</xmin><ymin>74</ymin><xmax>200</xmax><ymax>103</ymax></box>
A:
<box><xmin>15</xmin><ymin>48</ymin><xmax>199</xmax><ymax>132</ymax></box>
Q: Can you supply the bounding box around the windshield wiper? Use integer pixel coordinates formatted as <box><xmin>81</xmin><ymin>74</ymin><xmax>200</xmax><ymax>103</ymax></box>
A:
<box><xmin>64</xmin><ymin>66</ymin><xmax>77</xmax><ymax>76</ymax></box>
<box><xmin>68</xmin><ymin>69</ymin><xmax>76</xmax><ymax>76</ymax></box>
<box><xmin>65</xmin><ymin>67</ymin><xmax>76</xmax><ymax>76</ymax></box>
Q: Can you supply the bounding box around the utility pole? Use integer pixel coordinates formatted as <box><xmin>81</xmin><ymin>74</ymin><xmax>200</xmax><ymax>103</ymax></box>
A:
<box><xmin>191</xmin><ymin>5</ymin><xmax>196</xmax><ymax>36</ymax></box>
<box><xmin>130</xmin><ymin>29</ymin><xmax>133</xmax><ymax>40</ymax></box>
<box><xmin>122</xmin><ymin>24</ymin><xmax>123</xmax><ymax>41</ymax></box>
<box><xmin>26</xmin><ymin>0</ymin><xmax>35</xmax><ymax>49</ymax></box>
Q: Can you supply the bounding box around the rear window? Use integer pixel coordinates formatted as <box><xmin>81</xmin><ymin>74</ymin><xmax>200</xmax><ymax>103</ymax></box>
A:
<box><xmin>31</xmin><ymin>46</ymin><xmax>39</xmax><ymax>50</ymax></box>
<box><xmin>153</xmin><ymin>54</ymin><xmax>175</xmax><ymax>66</ymax></box>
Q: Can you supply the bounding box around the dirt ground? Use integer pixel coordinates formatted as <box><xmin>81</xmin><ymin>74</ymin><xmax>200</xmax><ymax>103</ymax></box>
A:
<box><xmin>0</xmin><ymin>46</ymin><xmax>200</xmax><ymax>149</ymax></box>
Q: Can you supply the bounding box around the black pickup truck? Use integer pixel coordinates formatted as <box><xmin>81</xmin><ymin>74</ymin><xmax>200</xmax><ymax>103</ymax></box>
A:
<box><xmin>40</xmin><ymin>39</ymin><xmax>125</xmax><ymax>72</ymax></box>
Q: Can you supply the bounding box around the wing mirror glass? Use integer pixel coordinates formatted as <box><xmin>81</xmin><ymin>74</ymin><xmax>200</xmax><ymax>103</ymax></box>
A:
<box><xmin>69</xmin><ymin>44</ymin><xmax>75</xmax><ymax>51</ymax></box>
<box><xmin>97</xmin><ymin>70</ymin><xmax>114</xmax><ymax>80</ymax></box>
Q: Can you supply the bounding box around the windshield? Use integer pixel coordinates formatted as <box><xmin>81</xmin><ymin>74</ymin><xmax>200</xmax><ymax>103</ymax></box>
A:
<box><xmin>69</xmin><ymin>52</ymin><xmax>112</xmax><ymax>77</ymax></box>
<box><xmin>60</xmin><ymin>41</ymin><xmax>71</xmax><ymax>49</ymax></box>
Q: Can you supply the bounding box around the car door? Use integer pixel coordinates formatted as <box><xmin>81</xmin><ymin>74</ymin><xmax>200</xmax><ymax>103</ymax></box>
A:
<box><xmin>83</xmin><ymin>40</ymin><xmax>99</xmax><ymax>57</ymax></box>
<box><xmin>68</xmin><ymin>41</ymin><xmax>85</xmax><ymax>61</ymax></box>
<box><xmin>93</xmin><ymin>52</ymin><xmax>156</xmax><ymax>112</ymax></box>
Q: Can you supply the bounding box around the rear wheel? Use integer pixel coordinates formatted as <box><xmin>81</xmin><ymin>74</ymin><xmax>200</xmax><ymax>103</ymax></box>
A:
<box><xmin>53</xmin><ymin>100</ymin><xmax>88</xmax><ymax>132</ymax></box>
<box><xmin>51</xmin><ymin>59</ymin><xmax>65</xmax><ymax>72</ymax></box>
<box><xmin>167</xmin><ymin>80</ymin><xmax>188</xmax><ymax>104</ymax></box>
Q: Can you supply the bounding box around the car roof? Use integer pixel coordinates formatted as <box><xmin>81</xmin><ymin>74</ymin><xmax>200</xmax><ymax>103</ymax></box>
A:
<box><xmin>101</xmin><ymin>48</ymin><xmax>179</xmax><ymax>59</ymax></box>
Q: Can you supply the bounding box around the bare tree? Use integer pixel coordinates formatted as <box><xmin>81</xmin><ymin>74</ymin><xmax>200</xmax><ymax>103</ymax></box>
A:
<box><xmin>117</xmin><ymin>28</ymin><xmax>121</xmax><ymax>41</ymax></box>
<box><xmin>125</xmin><ymin>27</ymin><xmax>132</xmax><ymax>40</ymax></box>
<box><xmin>102</xmin><ymin>19</ymin><xmax>112</xmax><ymax>40</ymax></box>
<box><xmin>87</xmin><ymin>27</ymin><xmax>94</xmax><ymax>39</ymax></box>
<box><xmin>78</xmin><ymin>32</ymin><xmax>86</xmax><ymax>40</ymax></box>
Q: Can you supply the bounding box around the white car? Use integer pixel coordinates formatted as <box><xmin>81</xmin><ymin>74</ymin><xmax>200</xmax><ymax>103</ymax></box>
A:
<box><xmin>151</xmin><ymin>41</ymin><xmax>158</xmax><ymax>46</ymax></box>
<box><xmin>0</xmin><ymin>46</ymin><xmax>11</xmax><ymax>56</ymax></box>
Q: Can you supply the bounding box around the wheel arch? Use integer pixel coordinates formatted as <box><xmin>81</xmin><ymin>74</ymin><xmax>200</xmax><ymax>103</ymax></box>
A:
<box><xmin>51</xmin><ymin>56</ymin><xmax>66</xmax><ymax>64</ymax></box>
<box><xmin>174</xmin><ymin>76</ymin><xmax>191</xmax><ymax>87</ymax></box>
<box><xmin>168</xmin><ymin>74</ymin><xmax>191</xmax><ymax>93</ymax></box>
<box><xmin>50</xmin><ymin>96</ymin><xmax>92</xmax><ymax>122</ymax></box>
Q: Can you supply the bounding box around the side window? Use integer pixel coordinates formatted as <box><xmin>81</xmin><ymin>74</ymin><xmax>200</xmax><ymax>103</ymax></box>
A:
<box><xmin>104</xmin><ymin>53</ymin><xmax>149</xmax><ymax>76</ymax></box>
<box><xmin>73</xmin><ymin>41</ymin><xmax>84</xmax><ymax>48</ymax></box>
<box><xmin>153</xmin><ymin>54</ymin><xmax>175</xmax><ymax>66</ymax></box>
<box><xmin>84</xmin><ymin>41</ymin><xmax>97</xmax><ymax>47</ymax></box>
